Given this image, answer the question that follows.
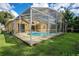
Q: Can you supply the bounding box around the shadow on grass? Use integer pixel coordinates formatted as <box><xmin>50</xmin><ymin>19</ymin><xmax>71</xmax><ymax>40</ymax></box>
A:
<box><xmin>3</xmin><ymin>32</ymin><xmax>29</xmax><ymax>46</ymax></box>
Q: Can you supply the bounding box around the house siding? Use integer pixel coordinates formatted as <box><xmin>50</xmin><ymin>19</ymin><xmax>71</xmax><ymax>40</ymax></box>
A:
<box><xmin>6</xmin><ymin>18</ymin><xmax>48</xmax><ymax>33</ymax></box>
<box><xmin>13</xmin><ymin>19</ymin><xmax>30</xmax><ymax>33</ymax></box>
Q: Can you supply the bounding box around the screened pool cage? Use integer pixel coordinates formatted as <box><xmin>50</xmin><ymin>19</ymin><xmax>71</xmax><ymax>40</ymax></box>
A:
<box><xmin>13</xmin><ymin>7</ymin><xmax>64</xmax><ymax>45</ymax></box>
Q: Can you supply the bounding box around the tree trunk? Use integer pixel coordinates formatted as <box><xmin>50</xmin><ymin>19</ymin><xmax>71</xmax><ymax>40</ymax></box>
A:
<box><xmin>65</xmin><ymin>23</ymin><xmax>68</xmax><ymax>32</ymax></box>
<box><xmin>71</xmin><ymin>26</ymin><xmax>74</xmax><ymax>32</ymax></box>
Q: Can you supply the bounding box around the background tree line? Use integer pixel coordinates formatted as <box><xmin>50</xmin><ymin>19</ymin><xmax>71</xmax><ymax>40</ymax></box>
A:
<box><xmin>62</xmin><ymin>9</ymin><xmax>79</xmax><ymax>32</ymax></box>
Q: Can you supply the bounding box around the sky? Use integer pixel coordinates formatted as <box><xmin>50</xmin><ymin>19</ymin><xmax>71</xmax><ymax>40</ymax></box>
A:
<box><xmin>10</xmin><ymin>3</ymin><xmax>32</xmax><ymax>15</ymax></box>
<box><xmin>0</xmin><ymin>3</ymin><xmax>79</xmax><ymax>17</ymax></box>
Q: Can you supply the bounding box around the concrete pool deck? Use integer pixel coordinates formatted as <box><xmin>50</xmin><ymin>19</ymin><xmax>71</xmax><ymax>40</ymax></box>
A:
<box><xmin>14</xmin><ymin>32</ymin><xmax>63</xmax><ymax>46</ymax></box>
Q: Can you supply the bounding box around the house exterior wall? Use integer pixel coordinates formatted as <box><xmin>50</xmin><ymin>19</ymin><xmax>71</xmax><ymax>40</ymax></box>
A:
<box><xmin>6</xmin><ymin>19</ymin><xmax>48</xmax><ymax>33</ymax></box>
<box><xmin>37</xmin><ymin>23</ymin><xmax>48</xmax><ymax>32</ymax></box>
<box><xmin>6</xmin><ymin>21</ymin><xmax>13</xmax><ymax>33</ymax></box>
<box><xmin>13</xmin><ymin>19</ymin><xmax>30</xmax><ymax>33</ymax></box>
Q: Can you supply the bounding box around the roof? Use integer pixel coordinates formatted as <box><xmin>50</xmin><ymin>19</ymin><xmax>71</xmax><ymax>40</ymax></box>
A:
<box><xmin>6</xmin><ymin>7</ymin><xmax>63</xmax><ymax>25</ymax></box>
<box><xmin>5</xmin><ymin>19</ymin><xmax>14</xmax><ymax>25</ymax></box>
<box><xmin>5</xmin><ymin>17</ymin><xmax>29</xmax><ymax>26</ymax></box>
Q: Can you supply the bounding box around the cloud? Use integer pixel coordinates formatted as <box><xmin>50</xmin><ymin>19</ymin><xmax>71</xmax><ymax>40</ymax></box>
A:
<box><xmin>49</xmin><ymin>3</ymin><xmax>79</xmax><ymax>16</ymax></box>
<box><xmin>32</xmin><ymin>3</ymin><xmax>48</xmax><ymax>7</ymax></box>
<box><xmin>49</xmin><ymin>3</ymin><xmax>70</xmax><ymax>11</ymax></box>
<box><xmin>10</xmin><ymin>10</ymin><xmax>19</xmax><ymax>17</ymax></box>
<box><xmin>71</xmin><ymin>4</ymin><xmax>79</xmax><ymax>9</ymax></box>
<box><xmin>72</xmin><ymin>4</ymin><xmax>79</xmax><ymax>8</ymax></box>
<box><xmin>70</xmin><ymin>9</ymin><xmax>79</xmax><ymax>16</ymax></box>
<box><xmin>0</xmin><ymin>3</ymin><xmax>11</xmax><ymax>11</ymax></box>
<box><xmin>0</xmin><ymin>3</ymin><xmax>18</xmax><ymax>17</ymax></box>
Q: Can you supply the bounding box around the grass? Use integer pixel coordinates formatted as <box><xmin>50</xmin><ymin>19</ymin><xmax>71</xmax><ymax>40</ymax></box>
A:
<box><xmin>0</xmin><ymin>32</ymin><xmax>79</xmax><ymax>56</ymax></box>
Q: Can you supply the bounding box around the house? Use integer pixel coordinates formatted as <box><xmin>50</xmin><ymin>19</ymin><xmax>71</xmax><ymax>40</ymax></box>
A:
<box><xmin>5</xmin><ymin>7</ymin><xmax>64</xmax><ymax>46</ymax></box>
<box><xmin>6</xmin><ymin>16</ymin><xmax>48</xmax><ymax>33</ymax></box>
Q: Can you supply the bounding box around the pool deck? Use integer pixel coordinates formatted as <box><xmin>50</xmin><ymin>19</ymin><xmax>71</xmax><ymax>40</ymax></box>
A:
<box><xmin>14</xmin><ymin>32</ymin><xmax>63</xmax><ymax>46</ymax></box>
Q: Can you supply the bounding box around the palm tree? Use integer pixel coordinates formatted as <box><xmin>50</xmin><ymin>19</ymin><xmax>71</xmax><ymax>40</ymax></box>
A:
<box><xmin>73</xmin><ymin>16</ymin><xmax>79</xmax><ymax>32</ymax></box>
<box><xmin>62</xmin><ymin>9</ymin><xmax>75</xmax><ymax>32</ymax></box>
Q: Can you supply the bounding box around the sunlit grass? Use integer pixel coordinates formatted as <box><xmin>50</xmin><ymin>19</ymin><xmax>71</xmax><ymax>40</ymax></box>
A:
<box><xmin>0</xmin><ymin>32</ymin><xmax>79</xmax><ymax>56</ymax></box>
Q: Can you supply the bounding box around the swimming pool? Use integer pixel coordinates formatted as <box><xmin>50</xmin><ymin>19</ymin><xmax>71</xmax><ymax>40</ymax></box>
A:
<box><xmin>28</xmin><ymin>32</ymin><xmax>53</xmax><ymax>36</ymax></box>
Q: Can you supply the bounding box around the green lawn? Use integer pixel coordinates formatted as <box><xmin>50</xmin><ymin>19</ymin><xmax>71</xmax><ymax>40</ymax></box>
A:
<box><xmin>0</xmin><ymin>32</ymin><xmax>79</xmax><ymax>56</ymax></box>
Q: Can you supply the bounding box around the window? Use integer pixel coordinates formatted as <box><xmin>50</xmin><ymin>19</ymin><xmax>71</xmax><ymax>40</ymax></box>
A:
<box><xmin>18</xmin><ymin>24</ymin><xmax>25</xmax><ymax>32</ymax></box>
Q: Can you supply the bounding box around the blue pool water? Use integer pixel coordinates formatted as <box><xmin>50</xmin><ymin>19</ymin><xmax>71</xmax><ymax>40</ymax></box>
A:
<box><xmin>28</xmin><ymin>32</ymin><xmax>53</xmax><ymax>36</ymax></box>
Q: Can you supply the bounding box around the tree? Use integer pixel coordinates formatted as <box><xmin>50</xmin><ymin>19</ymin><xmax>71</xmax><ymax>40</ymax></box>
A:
<box><xmin>62</xmin><ymin>9</ymin><xmax>75</xmax><ymax>32</ymax></box>
<box><xmin>73</xmin><ymin>16</ymin><xmax>79</xmax><ymax>32</ymax></box>
<box><xmin>0</xmin><ymin>11</ymin><xmax>14</xmax><ymax>32</ymax></box>
<box><xmin>0</xmin><ymin>11</ymin><xmax>13</xmax><ymax>25</ymax></box>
